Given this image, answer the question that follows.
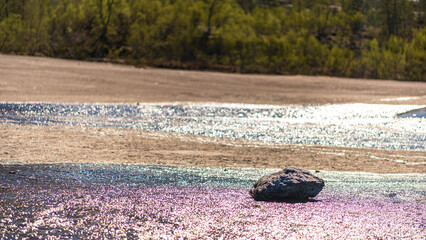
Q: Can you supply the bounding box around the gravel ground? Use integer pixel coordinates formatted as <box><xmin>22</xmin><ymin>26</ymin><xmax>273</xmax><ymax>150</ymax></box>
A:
<box><xmin>0</xmin><ymin>164</ymin><xmax>424</xmax><ymax>239</ymax></box>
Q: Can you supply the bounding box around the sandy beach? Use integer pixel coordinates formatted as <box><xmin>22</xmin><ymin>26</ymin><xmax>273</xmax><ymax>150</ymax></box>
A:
<box><xmin>1</xmin><ymin>54</ymin><xmax>425</xmax><ymax>173</ymax></box>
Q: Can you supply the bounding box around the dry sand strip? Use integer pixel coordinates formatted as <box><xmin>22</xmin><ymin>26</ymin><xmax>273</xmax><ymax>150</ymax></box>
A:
<box><xmin>1</xmin><ymin>125</ymin><xmax>425</xmax><ymax>174</ymax></box>
<box><xmin>0</xmin><ymin>54</ymin><xmax>425</xmax><ymax>105</ymax></box>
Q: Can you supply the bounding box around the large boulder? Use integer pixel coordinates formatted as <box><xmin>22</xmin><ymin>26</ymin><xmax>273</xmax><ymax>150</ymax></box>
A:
<box><xmin>250</xmin><ymin>167</ymin><xmax>324</xmax><ymax>201</ymax></box>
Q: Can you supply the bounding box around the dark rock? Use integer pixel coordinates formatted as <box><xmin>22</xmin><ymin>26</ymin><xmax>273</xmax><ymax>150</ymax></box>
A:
<box><xmin>250</xmin><ymin>167</ymin><xmax>324</xmax><ymax>201</ymax></box>
<box><xmin>397</xmin><ymin>107</ymin><xmax>426</xmax><ymax>118</ymax></box>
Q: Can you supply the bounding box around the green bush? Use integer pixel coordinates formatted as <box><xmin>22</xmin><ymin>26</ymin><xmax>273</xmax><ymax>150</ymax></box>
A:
<box><xmin>0</xmin><ymin>0</ymin><xmax>424</xmax><ymax>81</ymax></box>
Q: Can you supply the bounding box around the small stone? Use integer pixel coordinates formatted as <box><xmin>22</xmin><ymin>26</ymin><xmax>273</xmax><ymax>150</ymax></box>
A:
<box><xmin>8</xmin><ymin>170</ymin><xmax>16</xmax><ymax>174</ymax></box>
<box><xmin>250</xmin><ymin>166</ymin><xmax>325</xmax><ymax>201</ymax></box>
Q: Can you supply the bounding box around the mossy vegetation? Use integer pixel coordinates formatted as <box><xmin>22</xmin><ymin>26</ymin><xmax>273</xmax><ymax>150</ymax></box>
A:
<box><xmin>0</xmin><ymin>0</ymin><xmax>424</xmax><ymax>81</ymax></box>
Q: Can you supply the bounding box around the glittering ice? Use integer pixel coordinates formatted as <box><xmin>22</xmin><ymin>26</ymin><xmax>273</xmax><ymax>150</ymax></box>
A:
<box><xmin>1</xmin><ymin>102</ymin><xmax>425</xmax><ymax>150</ymax></box>
<box><xmin>0</xmin><ymin>164</ymin><xmax>424</xmax><ymax>239</ymax></box>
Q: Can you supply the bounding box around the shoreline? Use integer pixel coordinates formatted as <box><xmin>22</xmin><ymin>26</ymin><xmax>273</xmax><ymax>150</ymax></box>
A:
<box><xmin>1</xmin><ymin>54</ymin><xmax>425</xmax><ymax>105</ymax></box>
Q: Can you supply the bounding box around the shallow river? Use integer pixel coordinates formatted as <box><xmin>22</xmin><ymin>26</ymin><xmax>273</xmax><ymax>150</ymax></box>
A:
<box><xmin>1</xmin><ymin>102</ymin><xmax>425</xmax><ymax>150</ymax></box>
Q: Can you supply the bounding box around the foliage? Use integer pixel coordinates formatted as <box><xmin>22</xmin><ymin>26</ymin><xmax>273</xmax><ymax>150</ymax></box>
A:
<box><xmin>0</xmin><ymin>0</ymin><xmax>424</xmax><ymax>81</ymax></box>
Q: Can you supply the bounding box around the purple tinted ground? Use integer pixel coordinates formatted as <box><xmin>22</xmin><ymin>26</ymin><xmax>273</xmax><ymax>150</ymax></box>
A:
<box><xmin>0</xmin><ymin>164</ymin><xmax>424</xmax><ymax>239</ymax></box>
<box><xmin>1</xmin><ymin>185</ymin><xmax>424</xmax><ymax>239</ymax></box>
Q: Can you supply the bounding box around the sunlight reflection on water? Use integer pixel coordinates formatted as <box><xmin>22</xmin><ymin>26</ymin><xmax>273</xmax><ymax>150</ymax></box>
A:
<box><xmin>1</xmin><ymin>102</ymin><xmax>425</xmax><ymax>150</ymax></box>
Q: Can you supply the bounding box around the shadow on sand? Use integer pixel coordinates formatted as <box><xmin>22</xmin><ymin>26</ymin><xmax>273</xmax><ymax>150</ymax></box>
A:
<box><xmin>253</xmin><ymin>198</ymin><xmax>321</xmax><ymax>204</ymax></box>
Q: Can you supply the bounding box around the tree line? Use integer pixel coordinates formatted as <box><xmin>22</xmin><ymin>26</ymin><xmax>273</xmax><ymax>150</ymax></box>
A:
<box><xmin>0</xmin><ymin>0</ymin><xmax>425</xmax><ymax>81</ymax></box>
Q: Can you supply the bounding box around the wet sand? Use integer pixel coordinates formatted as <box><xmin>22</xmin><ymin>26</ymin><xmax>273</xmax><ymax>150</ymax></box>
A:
<box><xmin>1</xmin><ymin>54</ymin><xmax>425</xmax><ymax>173</ymax></box>
<box><xmin>1</xmin><ymin>125</ymin><xmax>425</xmax><ymax>174</ymax></box>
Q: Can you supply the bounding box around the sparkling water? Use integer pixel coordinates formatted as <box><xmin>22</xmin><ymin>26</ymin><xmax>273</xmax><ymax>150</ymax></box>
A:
<box><xmin>1</xmin><ymin>102</ymin><xmax>425</xmax><ymax>150</ymax></box>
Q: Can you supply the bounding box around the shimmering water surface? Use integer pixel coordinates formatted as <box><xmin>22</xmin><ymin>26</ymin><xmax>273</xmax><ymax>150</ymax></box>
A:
<box><xmin>1</xmin><ymin>102</ymin><xmax>425</xmax><ymax>150</ymax></box>
<box><xmin>0</xmin><ymin>164</ymin><xmax>425</xmax><ymax>239</ymax></box>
